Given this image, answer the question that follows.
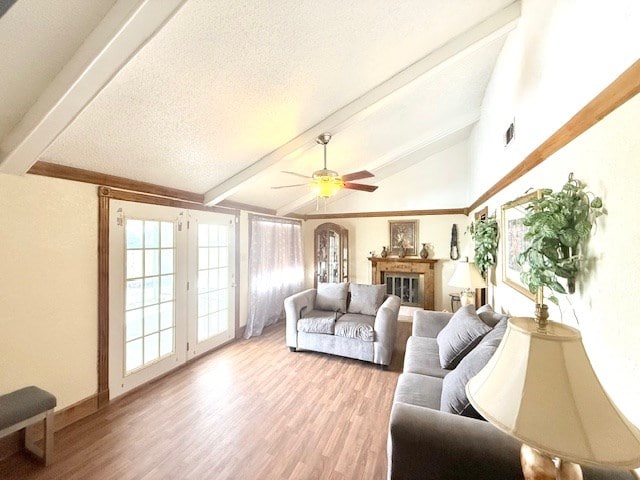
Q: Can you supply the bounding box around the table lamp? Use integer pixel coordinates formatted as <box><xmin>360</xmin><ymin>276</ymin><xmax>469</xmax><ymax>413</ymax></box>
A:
<box><xmin>466</xmin><ymin>316</ymin><xmax>640</xmax><ymax>479</ymax></box>
<box><xmin>448</xmin><ymin>259</ymin><xmax>486</xmax><ymax>307</ymax></box>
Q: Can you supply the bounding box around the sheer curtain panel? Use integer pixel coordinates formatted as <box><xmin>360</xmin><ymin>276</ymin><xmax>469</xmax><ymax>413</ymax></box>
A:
<box><xmin>245</xmin><ymin>215</ymin><xmax>304</xmax><ymax>338</ymax></box>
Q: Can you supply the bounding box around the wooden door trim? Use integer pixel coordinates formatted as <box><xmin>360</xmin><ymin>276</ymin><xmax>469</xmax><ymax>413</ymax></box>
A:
<box><xmin>97</xmin><ymin>187</ymin><xmax>241</xmax><ymax>407</ymax></box>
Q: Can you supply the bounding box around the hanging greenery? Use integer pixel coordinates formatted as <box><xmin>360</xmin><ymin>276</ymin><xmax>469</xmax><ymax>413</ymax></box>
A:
<box><xmin>517</xmin><ymin>173</ymin><xmax>605</xmax><ymax>304</ymax></box>
<box><xmin>470</xmin><ymin>216</ymin><xmax>499</xmax><ymax>279</ymax></box>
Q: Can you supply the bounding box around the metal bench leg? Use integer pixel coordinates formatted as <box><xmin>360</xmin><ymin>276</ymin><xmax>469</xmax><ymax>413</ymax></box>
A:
<box><xmin>24</xmin><ymin>409</ymin><xmax>54</xmax><ymax>465</ymax></box>
<box><xmin>43</xmin><ymin>409</ymin><xmax>54</xmax><ymax>466</ymax></box>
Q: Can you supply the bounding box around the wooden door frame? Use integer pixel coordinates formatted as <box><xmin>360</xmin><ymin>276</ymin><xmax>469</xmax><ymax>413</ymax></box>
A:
<box><xmin>97</xmin><ymin>187</ymin><xmax>239</xmax><ymax>407</ymax></box>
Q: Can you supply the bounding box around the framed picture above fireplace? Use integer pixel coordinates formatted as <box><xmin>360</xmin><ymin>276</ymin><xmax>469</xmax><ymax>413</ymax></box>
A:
<box><xmin>389</xmin><ymin>219</ymin><xmax>418</xmax><ymax>256</ymax></box>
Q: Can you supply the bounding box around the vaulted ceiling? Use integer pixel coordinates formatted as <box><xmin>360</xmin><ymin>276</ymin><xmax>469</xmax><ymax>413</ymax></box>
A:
<box><xmin>0</xmin><ymin>0</ymin><xmax>520</xmax><ymax>215</ymax></box>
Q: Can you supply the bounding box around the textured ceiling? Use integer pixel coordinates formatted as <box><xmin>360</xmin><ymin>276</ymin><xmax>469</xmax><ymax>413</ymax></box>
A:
<box><xmin>232</xmin><ymin>35</ymin><xmax>505</xmax><ymax>212</ymax></box>
<box><xmin>0</xmin><ymin>0</ymin><xmax>518</xmax><ymax>214</ymax></box>
<box><xmin>0</xmin><ymin>0</ymin><xmax>116</xmax><ymax>142</ymax></box>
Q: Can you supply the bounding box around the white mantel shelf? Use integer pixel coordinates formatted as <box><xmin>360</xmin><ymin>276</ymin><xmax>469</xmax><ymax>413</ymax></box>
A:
<box><xmin>368</xmin><ymin>257</ymin><xmax>438</xmax><ymax>310</ymax></box>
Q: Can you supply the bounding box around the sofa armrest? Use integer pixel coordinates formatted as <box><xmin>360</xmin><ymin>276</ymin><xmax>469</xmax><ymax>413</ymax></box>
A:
<box><xmin>388</xmin><ymin>402</ymin><xmax>637</xmax><ymax>480</ymax></box>
<box><xmin>412</xmin><ymin>310</ymin><xmax>453</xmax><ymax>338</ymax></box>
<box><xmin>388</xmin><ymin>402</ymin><xmax>522</xmax><ymax>480</ymax></box>
<box><xmin>284</xmin><ymin>289</ymin><xmax>316</xmax><ymax>348</ymax></box>
<box><xmin>374</xmin><ymin>294</ymin><xmax>401</xmax><ymax>366</ymax></box>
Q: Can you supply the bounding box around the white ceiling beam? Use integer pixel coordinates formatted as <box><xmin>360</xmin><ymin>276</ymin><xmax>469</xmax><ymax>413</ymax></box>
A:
<box><xmin>0</xmin><ymin>0</ymin><xmax>188</xmax><ymax>175</ymax></box>
<box><xmin>274</xmin><ymin>113</ymin><xmax>479</xmax><ymax>217</ymax></box>
<box><xmin>204</xmin><ymin>1</ymin><xmax>521</xmax><ymax>206</ymax></box>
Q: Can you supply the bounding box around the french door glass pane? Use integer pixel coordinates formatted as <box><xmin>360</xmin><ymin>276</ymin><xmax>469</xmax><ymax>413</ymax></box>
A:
<box><xmin>125</xmin><ymin>219</ymin><xmax>175</xmax><ymax>374</ymax></box>
<box><xmin>196</xmin><ymin>224</ymin><xmax>230</xmax><ymax>343</ymax></box>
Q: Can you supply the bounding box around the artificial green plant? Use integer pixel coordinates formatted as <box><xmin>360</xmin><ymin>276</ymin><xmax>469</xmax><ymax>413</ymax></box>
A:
<box><xmin>517</xmin><ymin>173</ymin><xmax>605</xmax><ymax>305</ymax></box>
<box><xmin>470</xmin><ymin>216</ymin><xmax>499</xmax><ymax>279</ymax></box>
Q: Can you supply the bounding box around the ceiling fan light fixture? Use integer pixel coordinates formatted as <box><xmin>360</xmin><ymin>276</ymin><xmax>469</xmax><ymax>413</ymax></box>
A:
<box><xmin>313</xmin><ymin>176</ymin><xmax>344</xmax><ymax>198</ymax></box>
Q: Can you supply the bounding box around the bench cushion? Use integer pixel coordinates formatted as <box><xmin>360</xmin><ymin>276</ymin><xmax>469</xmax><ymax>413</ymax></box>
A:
<box><xmin>0</xmin><ymin>386</ymin><xmax>57</xmax><ymax>430</ymax></box>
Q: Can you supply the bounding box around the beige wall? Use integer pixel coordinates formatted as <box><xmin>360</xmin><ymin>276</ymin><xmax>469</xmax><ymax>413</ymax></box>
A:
<box><xmin>0</xmin><ymin>174</ymin><xmax>254</xmax><ymax>409</ymax></box>
<box><xmin>0</xmin><ymin>174</ymin><xmax>98</xmax><ymax>409</ymax></box>
<box><xmin>467</xmin><ymin>0</ymin><xmax>640</xmax><ymax>429</ymax></box>
<box><xmin>303</xmin><ymin>213</ymin><xmax>471</xmax><ymax>311</ymax></box>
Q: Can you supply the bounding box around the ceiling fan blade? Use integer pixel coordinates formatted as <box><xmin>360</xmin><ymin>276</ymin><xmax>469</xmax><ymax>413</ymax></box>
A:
<box><xmin>281</xmin><ymin>171</ymin><xmax>312</xmax><ymax>179</ymax></box>
<box><xmin>340</xmin><ymin>170</ymin><xmax>374</xmax><ymax>182</ymax></box>
<box><xmin>343</xmin><ymin>182</ymin><xmax>378</xmax><ymax>192</ymax></box>
<box><xmin>271</xmin><ymin>183</ymin><xmax>308</xmax><ymax>189</ymax></box>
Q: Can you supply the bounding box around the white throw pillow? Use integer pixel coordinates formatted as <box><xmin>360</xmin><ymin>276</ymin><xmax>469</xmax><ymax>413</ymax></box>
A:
<box><xmin>347</xmin><ymin>283</ymin><xmax>386</xmax><ymax>316</ymax></box>
<box><xmin>436</xmin><ymin>304</ymin><xmax>492</xmax><ymax>369</ymax></box>
<box><xmin>315</xmin><ymin>282</ymin><xmax>349</xmax><ymax>313</ymax></box>
<box><xmin>476</xmin><ymin>304</ymin><xmax>507</xmax><ymax>328</ymax></box>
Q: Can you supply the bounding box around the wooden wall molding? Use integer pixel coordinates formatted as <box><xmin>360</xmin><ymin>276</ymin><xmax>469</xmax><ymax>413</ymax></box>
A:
<box><xmin>97</xmin><ymin>193</ymin><xmax>110</xmax><ymax>408</ymax></box>
<box><xmin>468</xmin><ymin>58</ymin><xmax>640</xmax><ymax>212</ymax></box>
<box><xmin>28</xmin><ymin>161</ymin><xmax>271</xmax><ymax>215</ymax></box>
<box><xmin>303</xmin><ymin>208</ymin><xmax>468</xmax><ymax>220</ymax></box>
<box><xmin>29</xmin><ymin>161</ymin><xmax>203</xmax><ymax>203</ymax></box>
<box><xmin>99</xmin><ymin>187</ymin><xmax>238</xmax><ymax>215</ymax></box>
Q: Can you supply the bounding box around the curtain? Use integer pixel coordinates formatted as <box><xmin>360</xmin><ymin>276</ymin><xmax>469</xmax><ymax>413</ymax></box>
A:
<box><xmin>244</xmin><ymin>215</ymin><xmax>304</xmax><ymax>338</ymax></box>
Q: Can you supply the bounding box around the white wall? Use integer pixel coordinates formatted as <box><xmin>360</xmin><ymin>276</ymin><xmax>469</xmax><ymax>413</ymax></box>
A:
<box><xmin>0</xmin><ymin>174</ymin><xmax>98</xmax><ymax>409</ymax></box>
<box><xmin>303</xmin><ymin>213</ymin><xmax>472</xmax><ymax>311</ymax></box>
<box><xmin>467</xmin><ymin>0</ymin><xmax>640</xmax><ymax>427</ymax></box>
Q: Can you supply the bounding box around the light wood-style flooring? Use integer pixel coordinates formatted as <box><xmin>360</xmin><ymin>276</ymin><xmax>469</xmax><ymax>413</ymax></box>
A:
<box><xmin>0</xmin><ymin>321</ymin><xmax>411</xmax><ymax>480</ymax></box>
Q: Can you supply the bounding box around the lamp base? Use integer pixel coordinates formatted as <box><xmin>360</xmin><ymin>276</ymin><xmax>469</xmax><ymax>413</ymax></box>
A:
<box><xmin>520</xmin><ymin>444</ymin><xmax>583</xmax><ymax>480</ymax></box>
<box><xmin>459</xmin><ymin>289</ymin><xmax>475</xmax><ymax>307</ymax></box>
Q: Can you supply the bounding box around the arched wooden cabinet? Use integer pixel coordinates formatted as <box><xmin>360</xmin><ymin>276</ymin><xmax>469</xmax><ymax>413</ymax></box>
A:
<box><xmin>314</xmin><ymin>222</ymin><xmax>348</xmax><ymax>286</ymax></box>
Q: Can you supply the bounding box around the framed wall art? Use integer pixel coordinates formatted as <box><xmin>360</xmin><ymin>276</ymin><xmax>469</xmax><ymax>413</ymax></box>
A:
<box><xmin>389</xmin><ymin>220</ymin><xmax>418</xmax><ymax>256</ymax></box>
<box><xmin>501</xmin><ymin>191</ymin><xmax>541</xmax><ymax>299</ymax></box>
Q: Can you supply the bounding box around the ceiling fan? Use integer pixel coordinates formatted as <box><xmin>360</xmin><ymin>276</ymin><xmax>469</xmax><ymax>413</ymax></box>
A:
<box><xmin>272</xmin><ymin>133</ymin><xmax>378</xmax><ymax>198</ymax></box>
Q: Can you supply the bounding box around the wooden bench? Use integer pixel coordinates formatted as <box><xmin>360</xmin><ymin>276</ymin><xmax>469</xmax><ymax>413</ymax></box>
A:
<box><xmin>0</xmin><ymin>386</ymin><xmax>56</xmax><ymax>465</ymax></box>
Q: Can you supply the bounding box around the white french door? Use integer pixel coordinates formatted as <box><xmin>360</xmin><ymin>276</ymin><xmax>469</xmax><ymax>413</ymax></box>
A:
<box><xmin>187</xmin><ymin>211</ymin><xmax>236</xmax><ymax>359</ymax></box>
<box><xmin>109</xmin><ymin>201</ymin><xmax>236</xmax><ymax>398</ymax></box>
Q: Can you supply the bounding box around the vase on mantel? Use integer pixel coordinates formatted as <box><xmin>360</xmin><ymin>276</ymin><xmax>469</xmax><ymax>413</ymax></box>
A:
<box><xmin>380</xmin><ymin>246</ymin><xmax>388</xmax><ymax>258</ymax></box>
<box><xmin>420</xmin><ymin>243</ymin><xmax>429</xmax><ymax>259</ymax></box>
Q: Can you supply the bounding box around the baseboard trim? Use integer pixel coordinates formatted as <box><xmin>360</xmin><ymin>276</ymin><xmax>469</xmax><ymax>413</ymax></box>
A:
<box><xmin>0</xmin><ymin>392</ymin><xmax>100</xmax><ymax>462</ymax></box>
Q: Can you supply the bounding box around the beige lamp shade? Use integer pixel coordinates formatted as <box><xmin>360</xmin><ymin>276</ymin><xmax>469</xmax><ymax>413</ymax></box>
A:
<box><xmin>466</xmin><ymin>317</ymin><xmax>640</xmax><ymax>468</ymax></box>
<box><xmin>448</xmin><ymin>260</ymin><xmax>486</xmax><ymax>289</ymax></box>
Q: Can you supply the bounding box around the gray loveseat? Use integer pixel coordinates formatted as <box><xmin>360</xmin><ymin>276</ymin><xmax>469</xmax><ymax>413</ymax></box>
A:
<box><xmin>285</xmin><ymin>282</ymin><xmax>401</xmax><ymax>366</ymax></box>
<box><xmin>388</xmin><ymin>306</ymin><xmax>635</xmax><ymax>480</ymax></box>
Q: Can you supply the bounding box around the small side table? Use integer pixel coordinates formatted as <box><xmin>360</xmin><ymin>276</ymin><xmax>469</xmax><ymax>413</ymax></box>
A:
<box><xmin>449</xmin><ymin>293</ymin><xmax>461</xmax><ymax>312</ymax></box>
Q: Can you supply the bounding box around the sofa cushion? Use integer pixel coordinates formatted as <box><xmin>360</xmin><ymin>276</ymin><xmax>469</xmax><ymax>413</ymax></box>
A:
<box><xmin>316</xmin><ymin>282</ymin><xmax>349</xmax><ymax>313</ymax></box>
<box><xmin>476</xmin><ymin>304</ymin><xmax>508</xmax><ymax>328</ymax></box>
<box><xmin>440</xmin><ymin>318</ymin><xmax>508</xmax><ymax>418</ymax></box>
<box><xmin>347</xmin><ymin>283</ymin><xmax>386</xmax><ymax>316</ymax></box>
<box><xmin>394</xmin><ymin>373</ymin><xmax>443</xmax><ymax>410</ymax></box>
<box><xmin>436</xmin><ymin>304</ymin><xmax>492</xmax><ymax>369</ymax></box>
<box><xmin>404</xmin><ymin>336</ymin><xmax>449</xmax><ymax>378</ymax></box>
<box><xmin>335</xmin><ymin>313</ymin><xmax>375</xmax><ymax>342</ymax></box>
<box><xmin>297</xmin><ymin>309</ymin><xmax>338</xmax><ymax>334</ymax></box>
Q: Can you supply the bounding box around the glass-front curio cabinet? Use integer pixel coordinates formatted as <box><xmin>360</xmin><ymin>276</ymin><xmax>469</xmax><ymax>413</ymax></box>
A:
<box><xmin>314</xmin><ymin>223</ymin><xmax>348</xmax><ymax>286</ymax></box>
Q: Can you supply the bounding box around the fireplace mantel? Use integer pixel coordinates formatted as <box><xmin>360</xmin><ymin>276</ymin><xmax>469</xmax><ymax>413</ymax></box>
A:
<box><xmin>368</xmin><ymin>257</ymin><xmax>438</xmax><ymax>310</ymax></box>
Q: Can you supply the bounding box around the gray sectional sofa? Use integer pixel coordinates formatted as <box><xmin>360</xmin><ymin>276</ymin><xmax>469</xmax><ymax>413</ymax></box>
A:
<box><xmin>284</xmin><ymin>282</ymin><xmax>401</xmax><ymax>366</ymax></box>
<box><xmin>388</xmin><ymin>305</ymin><xmax>635</xmax><ymax>480</ymax></box>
